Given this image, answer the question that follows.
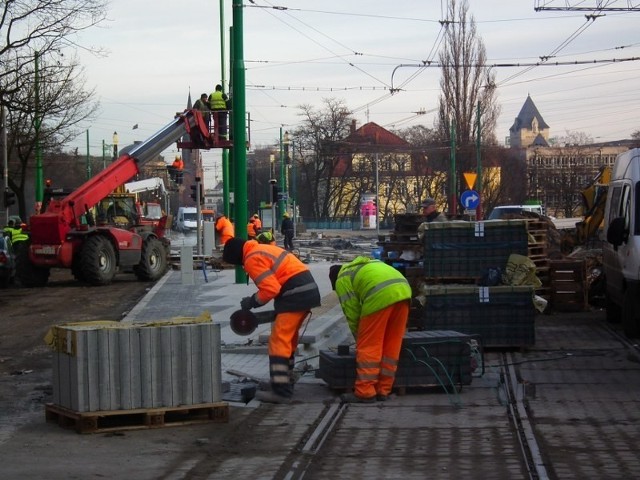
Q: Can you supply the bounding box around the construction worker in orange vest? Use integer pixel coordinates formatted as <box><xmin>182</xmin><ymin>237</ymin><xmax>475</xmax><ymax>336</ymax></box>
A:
<box><xmin>223</xmin><ymin>237</ymin><xmax>321</xmax><ymax>403</ymax></box>
<box><xmin>215</xmin><ymin>213</ymin><xmax>234</xmax><ymax>246</ymax></box>
<box><xmin>247</xmin><ymin>217</ymin><xmax>259</xmax><ymax>240</ymax></box>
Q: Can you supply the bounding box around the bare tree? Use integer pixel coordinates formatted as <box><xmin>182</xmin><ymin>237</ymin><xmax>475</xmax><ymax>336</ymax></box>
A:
<box><xmin>550</xmin><ymin>130</ymin><xmax>594</xmax><ymax>146</ymax></box>
<box><xmin>631</xmin><ymin>130</ymin><xmax>640</xmax><ymax>140</ymax></box>
<box><xmin>292</xmin><ymin>99</ymin><xmax>354</xmax><ymax>221</ymax></box>
<box><xmin>436</xmin><ymin>0</ymin><xmax>500</xmax><ymax>213</ymax></box>
<box><xmin>1</xmin><ymin>0</ymin><xmax>106</xmax><ymax>218</ymax></box>
<box><xmin>0</xmin><ymin>0</ymin><xmax>107</xmax><ymax>100</ymax></box>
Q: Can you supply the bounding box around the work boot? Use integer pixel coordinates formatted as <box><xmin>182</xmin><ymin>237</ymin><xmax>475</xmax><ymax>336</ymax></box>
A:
<box><xmin>340</xmin><ymin>393</ymin><xmax>375</xmax><ymax>404</ymax></box>
<box><xmin>255</xmin><ymin>390</ymin><xmax>292</xmax><ymax>404</ymax></box>
<box><xmin>376</xmin><ymin>393</ymin><xmax>396</xmax><ymax>402</ymax></box>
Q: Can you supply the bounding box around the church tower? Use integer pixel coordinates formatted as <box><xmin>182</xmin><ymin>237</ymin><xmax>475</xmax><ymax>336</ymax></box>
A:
<box><xmin>509</xmin><ymin>95</ymin><xmax>550</xmax><ymax>148</ymax></box>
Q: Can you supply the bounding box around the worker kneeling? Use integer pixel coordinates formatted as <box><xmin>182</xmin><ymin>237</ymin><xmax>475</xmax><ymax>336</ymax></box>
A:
<box><xmin>223</xmin><ymin>238</ymin><xmax>321</xmax><ymax>404</ymax></box>
<box><xmin>330</xmin><ymin>257</ymin><xmax>412</xmax><ymax>403</ymax></box>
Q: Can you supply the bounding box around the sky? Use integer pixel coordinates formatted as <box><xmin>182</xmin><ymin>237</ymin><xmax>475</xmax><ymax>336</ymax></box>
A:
<box><xmin>68</xmin><ymin>0</ymin><xmax>640</xmax><ymax>183</ymax></box>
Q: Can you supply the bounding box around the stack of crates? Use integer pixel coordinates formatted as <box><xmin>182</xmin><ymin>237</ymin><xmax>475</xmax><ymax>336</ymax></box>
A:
<box><xmin>419</xmin><ymin>285</ymin><xmax>535</xmax><ymax>348</ymax></box>
<box><xmin>422</xmin><ymin>220</ymin><xmax>529</xmax><ymax>280</ymax></box>
<box><xmin>418</xmin><ymin>220</ymin><xmax>536</xmax><ymax>348</ymax></box>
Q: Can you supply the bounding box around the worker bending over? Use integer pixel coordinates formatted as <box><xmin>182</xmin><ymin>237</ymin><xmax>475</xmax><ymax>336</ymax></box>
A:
<box><xmin>223</xmin><ymin>238</ymin><xmax>321</xmax><ymax>404</ymax></box>
<box><xmin>329</xmin><ymin>257</ymin><xmax>412</xmax><ymax>403</ymax></box>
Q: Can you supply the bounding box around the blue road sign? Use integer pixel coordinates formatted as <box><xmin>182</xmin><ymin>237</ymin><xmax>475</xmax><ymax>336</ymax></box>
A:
<box><xmin>460</xmin><ymin>190</ymin><xmax>480</xmax><ymax>209</ymax></box>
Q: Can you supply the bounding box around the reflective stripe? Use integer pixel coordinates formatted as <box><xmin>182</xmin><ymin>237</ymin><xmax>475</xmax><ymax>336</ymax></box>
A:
<box><xmin>356</xmin><ymin>361</ymin><xmax>380</xmax><ymax>369</ymax></box>
<box><xmin>281</xmin><ymin>282</ymin><xmax>317</xmax><ymax>297</ymax></box>
<box><xmin>381</xmin><ymin>356</ymin><xmax>398</xmax><ymax>366</ymax></box>
<box><xmin>270</xmin><ymin>363</ymin><xmax>289</xmax><ymax>373</ymax></box>
<box><xmin>357</xmin><ymin>372</ymin><xmax>379</xmax><ymax>381</ymax></box>
<box><xmin>337</xmin><ymin>291</ymin><xmax>356</xmax><ymax>303</ymax></box>
<box><xmin>247</xmin><ymin>250</ymin><xmax>289</xmax><ymax>285</ymax></box>
<box><xmin>362</xmin><ymin>277</ymin><xmax>408</xmax><ymax>302</ymax></box>
<box><xmin>271</xmin><ymin>373</ymin><xmax>290</xmax><ymax>384</ymax></box>
<box><xmin>380</xmin><ymin>367</ymin><xmax>396</xmax><ymax>377</ymax></box>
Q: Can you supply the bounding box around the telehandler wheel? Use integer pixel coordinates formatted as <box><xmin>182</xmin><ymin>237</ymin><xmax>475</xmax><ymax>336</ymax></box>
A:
<box><xmin>14</xmin><ymin>241</ymin><xmax>50</xmax><ymax>287</ymax></box>
<box><xmin>80</xmin><ymin>235</ymin><xmax>117</xmax><ymax>286</ymax></box>
<box><xmin>622</xmin><ymin>289</ymin><xmax>640</xmax><ymax>338</ymax></box>
<box><xmin>134</xmin><ymin>237</ymin><xmax>168</xmax><ymax>281</ymax></box>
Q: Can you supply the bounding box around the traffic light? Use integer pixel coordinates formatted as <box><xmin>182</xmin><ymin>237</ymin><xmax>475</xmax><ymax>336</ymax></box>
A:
<box><xmin>190</xmin><ymin>184</ymin><xmax>198</xmax><ymax>203</ymax></box>
<box><xmin>198</xmin><ymin>183</ymin><xmax>204</xmax><ymax>205</ymax></box>
<box><xmin>3</xmin><ymin>188</ymin><xmax>16</xmax><ymax>208</ymax></box>
<box><xmin>270</xmin><ymin>180</ymin><xmax>278</xmax><ymax>205</ymax></box>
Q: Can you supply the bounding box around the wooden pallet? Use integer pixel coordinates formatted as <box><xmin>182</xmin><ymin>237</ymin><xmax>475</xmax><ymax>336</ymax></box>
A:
<box><xmin>45</xmin><ymin>402</ymin><xmax>229</xmax><ymax>434</ymax></box>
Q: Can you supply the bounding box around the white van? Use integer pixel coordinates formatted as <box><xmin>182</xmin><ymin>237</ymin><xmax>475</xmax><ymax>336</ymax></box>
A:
<box><xmin>602</xmin><ymin>148</ymin><xmax>640</xmax><ymax>337</ymax></box>
<box><xmin>487</xmin><ymin>204</ymin><xmax>544</xmax><ymax>220</ymax></box>
<box><xmin>176</xmin><ymin>207</ymin><xmax>197</xmax><ymax>233</ymax></box>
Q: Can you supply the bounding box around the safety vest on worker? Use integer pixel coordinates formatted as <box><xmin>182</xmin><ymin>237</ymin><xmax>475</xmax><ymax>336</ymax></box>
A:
<box><xmin>3</xmin><ymin>226</ymin><xmax>28</xmax><ymax>244</ymax></box>
<box><xmin>209</xmin><ymin>90</ymin><xmax>226</xmax><ymax>110</ymax></box>
<box><xmin>215</xmin><ymin>215</ymin><xmax>234</xmax><ymax>245</ymax></box>
<box><xmin>247</xmin><ymin>220</ymin><xmax>258</xmax><ymax>238</ymax></box>
<box><xmin>334</xmin><ymin>256</ymin><xmax>412</xmax><ymax>335</ymax></box>
<box><xmin>242</xmin><ymin>241</ymin><xmax>321</xmax><ymax>313</ymax></box>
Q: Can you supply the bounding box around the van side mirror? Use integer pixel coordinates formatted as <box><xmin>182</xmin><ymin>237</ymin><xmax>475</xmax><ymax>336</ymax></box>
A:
<box><xmin>606</xmin><ymin>216</ymin><xmax>627</xmax><ymax>248</ymax></box>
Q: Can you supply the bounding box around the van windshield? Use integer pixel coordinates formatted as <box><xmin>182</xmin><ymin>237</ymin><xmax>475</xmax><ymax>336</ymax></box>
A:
<box><xmin>183</xmin><ymin>212</ymin><xmax>197</xmax><ymax>221</ymax></box>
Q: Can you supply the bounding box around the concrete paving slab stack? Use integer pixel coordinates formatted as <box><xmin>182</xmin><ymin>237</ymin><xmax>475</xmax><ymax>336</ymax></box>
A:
<box><xmin>48</xmin><ymin>319</ymin><xmax>222</xmax><ymax>412</ymax></box>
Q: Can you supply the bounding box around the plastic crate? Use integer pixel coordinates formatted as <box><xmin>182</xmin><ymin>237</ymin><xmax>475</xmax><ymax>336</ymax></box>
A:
<box><xmin>422</xmin><ymin>220</ymin><xmax>529</xmax><ymax>280</ymax></box>
<box><xmin>419</xmin><ymin>285</ymin><xmax>536</xmax><ymax>348</ymax></box>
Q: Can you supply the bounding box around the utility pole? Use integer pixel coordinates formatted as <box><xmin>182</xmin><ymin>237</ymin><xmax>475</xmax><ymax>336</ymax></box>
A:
<box><xmin>232</xmin><ymin>0</ymin><xmax>248</xmax><ymax>284</ymax></box>
<box><xmin>278</xmin><ymin>127</ymin><xmax>285</xmax><ymax>222</ymax></box>
<box><xmin>2</xmin><ymin>106</ymin><xmax>8</xmax><ymax>224</ymax></box>
<box><xmin>34</xmin><ymin>51</ymin><xmax>43</xmax><ymax>212</ymax></box>
<box><xmin>450</xmin><ymin>120</ymin><xmax>457</xmax><ymax>215</ymax></box>
<box><xmin>476</xmin><ymin>101</ymin><xmax>483</xmax><ymax>220</ymax></box>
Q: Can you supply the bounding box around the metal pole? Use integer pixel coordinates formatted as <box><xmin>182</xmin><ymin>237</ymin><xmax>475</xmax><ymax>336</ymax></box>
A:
<box><xmin>232</xmin><ymin>0</ymin><xmax>248</xmax><ymax>283</ymax></box>
<box><xmin>375</xmin><ymin>153</ymin><xmax>380</xmax><ymax>235</ymax></box>
<box><xmin>278</xmin><ymin>127</ymin><xmax>285</xmax><ymax>221</ymax></box>
<box><xmin>34</xmin><ymin>51</ymin><xmax>43</xmax><ymax>210</ymax></box>
<box><xmin>292</xmin><ymin>140</ymin><xmax>297</xmax><ymax>238</ymax></box>
<box><xmin>86</xmin><ymin>130</ymin><xmax>91</xmax><ymax>179</ymax></box>
<box><xmin>450</xmin><ymin>120</ymin><xmax>457</xmax><ymax>215</ymax></box>
<box><xmin>220</xmin><ymin>0</ymin><xmax>231</xmax><ymax>218</ymax></box>
<box><xmin>195</xmin><ymin>176</ymin><xmax>202</xmax><ymax>256</ymax></box>
<box><xmin>476</xmin><ymin>101</ymin><xmax>483</xmax><ymax>219</ymax></box>
<box><xmin>2</xmin><ymin>106</ymin><xmax>8</xmax><ymax>224</ymax></box>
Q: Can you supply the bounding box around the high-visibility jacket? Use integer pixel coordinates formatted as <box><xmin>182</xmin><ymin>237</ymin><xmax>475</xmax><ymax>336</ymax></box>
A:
<box><xmin>242</xmin><ymin>241</ymin><xmax>320</xmax><ymax>313</ymax></box>
<box><xmin>3</xmin><ymin>226</ymin><xmax>28</xmax><ymax>244</ymax></box>
<box><xmin>209</xmin><ymin>90</ymin><xmax>227</xmax><ymax>110</ymax></box>
<box><xmin>215</xmin><ymin>216</ymin><xmax>234</xmax><ymax>245</ymax></box>
<box><xmin>334</xmin><ymin>256</ymin><xmax>412</xmax><ymax>335</ymax></box>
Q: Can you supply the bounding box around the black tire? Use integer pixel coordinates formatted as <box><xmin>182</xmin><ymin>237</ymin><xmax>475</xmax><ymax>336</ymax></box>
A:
<box><xmin>134</xmin><ymin>237</ymin><xmax>167</xmax><ymax>281</ymax></box>
<box><xmin>71</xmin><ymin>256</ymin><xmax>86</xmax><ymax>283</ymax></box>
<box><xmin>622</xmin><ymin>289</ymin><xmax>640</xmax><ymax>338</ymax></box>
<box><xmin>14</xmin><ymin>241</ymin><xmax>50</xmax><ymax>287</ymax></box>
<box><xmin>80</xmin><ymin>235</ymin><xmax>117</xmax><ymax>286</ymax></box>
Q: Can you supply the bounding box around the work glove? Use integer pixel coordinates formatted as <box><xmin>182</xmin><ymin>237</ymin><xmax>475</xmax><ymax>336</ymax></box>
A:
<box><xmin>240</xmin><ymin>295</ymin><xmax>260</xmax><ymax>311</ymax></box>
